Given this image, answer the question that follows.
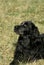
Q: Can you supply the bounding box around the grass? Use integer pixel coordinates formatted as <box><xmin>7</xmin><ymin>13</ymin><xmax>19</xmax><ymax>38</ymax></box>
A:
<box><xmin>0</xmin><ymin>0</ymin><xmax>44</xmax><ymax>65</ymax></box>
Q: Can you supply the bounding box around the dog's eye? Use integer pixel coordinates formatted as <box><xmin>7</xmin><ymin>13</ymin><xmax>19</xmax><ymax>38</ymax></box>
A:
<box><xmin>24</xmin><ymin>22</ymin><xmax>28</xmax><ymax>25</ymax></box>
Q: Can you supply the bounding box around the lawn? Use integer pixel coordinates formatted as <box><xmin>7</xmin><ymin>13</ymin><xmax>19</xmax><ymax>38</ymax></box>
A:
<box><xmin>0</xmin><ymin>0</ymin><xmax>44</xmax><ymax>65</ymax></box>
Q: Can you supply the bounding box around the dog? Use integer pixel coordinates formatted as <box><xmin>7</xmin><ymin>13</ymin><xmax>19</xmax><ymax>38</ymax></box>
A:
<box><xmin>10</xmin><ymin>21</ymin><xmax>44</xmax><ymax>65</ymax></box>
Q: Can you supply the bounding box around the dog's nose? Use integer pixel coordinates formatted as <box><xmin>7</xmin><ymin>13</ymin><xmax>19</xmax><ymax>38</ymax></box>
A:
<box><xmin>15</xmin><ymin>26</ymin><xmax>17</xmax><ymax>29</ymax></box>
<box><xmin>14</xmin><ymin>26</ymin><xmax>17</xmax><ymax>30</ymax></box>
<box><xmin>14</xmin><ymin>26</ymin><xmax>19</xmax><ymax>31</ymax></box>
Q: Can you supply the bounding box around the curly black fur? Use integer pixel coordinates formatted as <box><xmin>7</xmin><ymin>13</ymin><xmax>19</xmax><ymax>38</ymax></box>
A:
<box><xmin>10</xmin><ymin>21</ymin><xmax>44</xmax><ymax>65</ymax></box>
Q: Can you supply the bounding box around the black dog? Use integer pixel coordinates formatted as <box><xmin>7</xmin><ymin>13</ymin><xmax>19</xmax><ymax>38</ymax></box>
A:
<box><xmin>10</xmin><ymin>21</ymin><xmax>44</xmax><ymax>65</ymax></box>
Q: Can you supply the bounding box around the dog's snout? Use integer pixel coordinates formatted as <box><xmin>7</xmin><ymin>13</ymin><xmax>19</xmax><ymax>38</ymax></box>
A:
<box><xmin>14</xmin><ymin>26</ymin><xmax>18</xmax><ymax>30</ymax></box>
<box><xmin>14</xmin><ymin>26</ymin><xmax>20</xmax><ymax>32</ymax></box>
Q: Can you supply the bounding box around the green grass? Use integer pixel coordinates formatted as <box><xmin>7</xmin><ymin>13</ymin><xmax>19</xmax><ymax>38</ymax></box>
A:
<box><xmin>0</xmin><ymin>0</ymin><xmax>44</xmax><ymax>65</ymax></box>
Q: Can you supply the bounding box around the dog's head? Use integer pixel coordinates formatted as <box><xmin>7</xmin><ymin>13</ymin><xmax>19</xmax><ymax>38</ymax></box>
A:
<box><xmin>14</xmin><ymin>21</ymin><xmax>40</xmax><ymax>36</ymax></box>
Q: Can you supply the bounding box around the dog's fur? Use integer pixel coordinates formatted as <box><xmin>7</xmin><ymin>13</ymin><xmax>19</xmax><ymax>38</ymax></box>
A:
<box><xmin>10</xmin><ymin>21</ymin><xmax>44</xmax><ymax>65</ymax></box>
